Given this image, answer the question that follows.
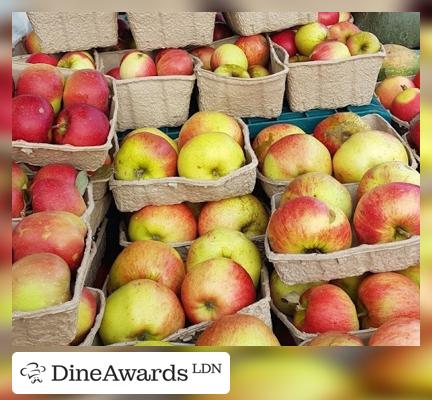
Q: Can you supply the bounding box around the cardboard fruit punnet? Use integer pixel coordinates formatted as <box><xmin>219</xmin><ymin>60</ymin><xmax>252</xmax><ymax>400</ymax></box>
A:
<box><xmin>85</xmin><ymin>218</ymin><xmax>108</xmax><ymax>288</ymax></box>
<box><xmin>224</xmin><ymin>12</ymin><xmax>317</xmax><ymax>36</ymax></box>
<box><xmin>257</xmin><ymin>113</ymin><xmax>419</xmax><ymax>198</ymax></box>
<box><xmin>196</xmin><ymin>36</ymin><xmax>288</xmax><ymax>119</ymax></box>
<box><xmin>12</xmin><ymin>63</ymin><xmax>118</xmax><ymax>172</ymax></box>
<box><xmin>96</xmin><ymin>49</ymin><xmax>196</xmax><ymax>131</ymax></box>
<box><xmin>127</xmin><ymin>12</ymin><xmax>216</xmax><ymax>50</ymax></box>
<box><xmin>78</xmin><ymin>287</ymin><xmax>106</xmax><ymax>346</ymax></box>
<box><xmin>27</xmin><ymin>12</ymin><xmax>118</xmax><ymax>53</ymax></box>
<box><xmin>88</xmin><ymin>193</ymin><xmax>112</xmax><ymax>236</ymax></box>
<box><xmin>109</xmin><ymin>119</ymin><xmax>258</xmax><ymax>212</ymax></box>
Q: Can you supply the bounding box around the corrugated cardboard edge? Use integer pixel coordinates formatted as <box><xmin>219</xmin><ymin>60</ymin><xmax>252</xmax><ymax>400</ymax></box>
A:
<box><xmin>27</xmin><ymin>12</ymin><xmax>118</xmax><ymax>53</ymax></box>
<box><xmin>279</xmin><ymin>43</ymin><xmax>386</xmax><ymax>112</ymax></box>
<box><xmin>12</xmin><ymin>222</ymin><xmax>93</xmax><ymax>346</ymax></box>
<box><xmin>88</xmin><ymin>193</ymin><xmax>111</xmax><ymax>235</ymax></box>
<box><xmin>257</xmin><ymin>114</ymin><xmax>418</xmax><ymax>198</ymax></box>
<box><xmin>85</xmin><ymin>218</ymin><xmax>108</xmax><ymax>287</ymax></box>
<box><xmin>78</xmin><ymin>288</ymin><xmax>106</xmax><ymax>346</ymax></box>
<box><xmin>196</xmin><ymin>35</ymin><xmax>288</xmax><ymax>119</ymax></box>
<box><xmin>127</xmin><ymin>12</ymin><xmax>216</xmax><ymax>50</ymax></box>
<box><xmin>224</xmin><ymin>12</ymin><xmax>317</xmax><ymax>36</ymax></box>
<box><xmin>109</xmin><ymin>119</ymin><xmax>258</xmax><ymax>212</ymax></box>
<box><xmin>12</xmin><ymin>62</ymin><xmax>118</xmax><ymax>172</ymax></box>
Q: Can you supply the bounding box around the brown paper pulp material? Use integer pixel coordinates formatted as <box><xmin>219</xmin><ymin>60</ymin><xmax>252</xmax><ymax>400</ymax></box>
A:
<box><xmin>275</xmin><ymin>41</ymin><xmax>386</xmax><ymax>112</ymax></box>
<box><xmin>27</xmin><ymin>12</ymin><xmax>118</xmax><ymax>53</ymax></box>
<box><xmin>224</xmin><ymin>12</ymin><xmax>317</xmax><ymax>36</ymax></box>
<box><xmin>12</xmin><ymin>63</ymin><xmax>118</xmax><ymax>172</ymax></box>
<box><xmin>196</xmin><ymin>36</ymin><xmax>288</xmax><ymax>119</ymax></box>
<box><xmin>109</xmin><ymin>119</ymin><xmax>258</xmax><ymax>212</ymax></box>
<box><xmin>96</xmin><ymin>49</ymin><xmax>196</xmax><ymax>131</ymax></box>
<box><xmin>257</xmin><ymin>114</ymin><xmax>418</xmax><ymax>198</ymax></box>
<box><xmin>90</xmin><ymin>166</ymin><xmax>114</xmax><ymax>201</ymax></box>
<box><xmin>88</xmin><ymin>194</ymin><xmax>112</xmax><ymax>236</ymax></box>
<box><xmin>85</xmin><ymin>218</ymin><xmax>108</xmax><ymax>288</ymax></box>
<box><xmin>12</xmin><ymin>222</ymin><xmax>94</xmax><ymax>346</ymax></box>
<box><xmin>78</xmin><ymin>288</ymin><xmax>106</xmax><ymax>346</ymax></box>
<box><xmin>127</xmin><ymin>12</ymin><xmax>216</xmax><ymax>51</ymax></box>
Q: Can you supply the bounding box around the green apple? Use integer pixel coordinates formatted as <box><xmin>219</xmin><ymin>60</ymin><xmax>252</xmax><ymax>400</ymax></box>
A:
<box><xmin>397</xmin><ymin>265</ymin><xmax>420</xmax><ymax>286</ymax></box>
<box><xmin>210</xmin><ymin>43</ymin><xmax>248</xmax><ymax>70</ymax></box>
<box><xmin>134</xmin><ymin>341</ymin><xmax>174</xmax><ymax>346</ymax></box>
<box><xmin>124</xmin><ymin>127</ymin><xmax>178</xmax><ymax>154</ymax></box>
<box><xmin>177</xmin><ymin>132</ymin><xmax>245</xmax><ymax>180</ymax></box>
<box><xmin>248</xmin><ymin>65</ymin><xmax>270</xmax><ymax>78</ymax></box>
<box><xmin>214</xmin><ymin>64</ymin><xmax>250</xmax><ymax>78</ymax></box>
<box><xmin>331</xmin><ymin>275</ymin><xmax>364</xmax><ymax>303</ymax></box>
<box><xmin>295</xmin><ymin>22</ymin><xmax>329</xmax><ymax>56</ymax></box>
<box><xmin>347</xmin><ymin>32</ymin><xmax>381</xmax><ymax>55</ymax></box>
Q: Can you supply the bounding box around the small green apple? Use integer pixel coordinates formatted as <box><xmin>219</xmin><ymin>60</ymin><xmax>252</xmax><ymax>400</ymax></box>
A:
<box><xmin>214</xmin><ymin>64</ymin><xmax>250</xmax><ymax>78</ymax></box>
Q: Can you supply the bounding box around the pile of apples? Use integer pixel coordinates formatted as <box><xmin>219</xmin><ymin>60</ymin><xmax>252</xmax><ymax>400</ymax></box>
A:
<box><xmin>12</xmin><ymin>65</ymin><xmax>111</xmax><ymax>146</ymax></box>
<box><xmin>271</xmin><ymin>12</ymin><xmax>381</xmax><ymax>62</ymax></box>
<box><xmin>270</xmin><ymin>266</ymin><xmax>420</xmax><ymax>346</ymax></box>
<box><xmin>114</xmin><ymin>111</ymin><xmax>246</xmax><ymax>181</ymax></box>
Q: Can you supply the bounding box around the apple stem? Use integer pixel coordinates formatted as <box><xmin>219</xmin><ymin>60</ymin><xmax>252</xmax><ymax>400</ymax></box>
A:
<box><xmin>395</xmin><ymin>226</ymin><xmax>412</xmax><ymax>241</ymax></box>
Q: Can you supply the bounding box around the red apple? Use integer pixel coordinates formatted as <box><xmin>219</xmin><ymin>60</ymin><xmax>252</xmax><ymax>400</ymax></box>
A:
<box><xmin>12</xmin><ymin>94</ymin><xmax>54</xmax><ymax>143</ymax></box>
<box><xmin>391</xmin><ymin>87</ymin><xmax>420</xmax><ymax>122</ymax></box>
<box><xmin>270</xmin><ymin>29</ymin><xmax>297</xmax><ymax>57</ymax></box>
<box><xmin>154</xmin><ymin>48</ymin><xmax>175</xmax><ymax>64</ymax></box>
<box><xmin>413</xmin><ymin>72</ymin><xmax>420</xmax><ymax>88</ymax></box>
<box><xmin>106</xmin><ymin>67</ymin><xmax>121</xmax><ymax>79</ymax></box>
<box><xmin>63</xmin><ymin>69</ymin><xmax>110</xmax><ymax>114</ymax></box>
<box><xmin>119</xmin><ymin>51</ymin><xmax>157</xmax><ymax>79</ymax></box>
<box><xmin>213</xmin><ymin>22</ymin><xmax>233</xmax><ymax>41</ymax></box>
<box><xmin>310</xmin><ymin>40</ymin><xmax>351</xmax><ymax>61</ymax></box>
<box><xmin>327</xmin><ymin>22</ymin><xmax>361</xmax><ymax>43</ymax></box>
<box><xmin>70</xmin><ymin>287</ymin><xmax>98</xmax><ymax>345</ymax></box>
<box><xmin>306</xmin><ymin>332</ymin><xmax>364</xmax><ymax>346</ymax></box>
<box><xmin>369</xmin><ymin>317</ymin><xmax>420</xmax><ymax>346</ymax></box>
<box><xmin>23</xmin><ymin>31</ymin><xmax>41</xmax><ymax>54</ymax></box>
<box><xmin>26</xmin><ymin>53</ymin><xmax>58</xmax><ymax>66</ymax></box>
<box><xmin>294</xmin><ymin>284</ymin><xmax>359</xmax><ymax>333</ymax></box>
<box><xmin>318</xmin><ymin>12</ymin><xmax>340</xmax><ymax>26</ymax></box>
<box><xmin>354</xmin><ymin>182</ymin><xmax>420</xmax><ymax>244</ymax></box>
<box><xmin>53</xmin><ymin>103</ymin><xmax>110</xmax><ymax>146</ymax></box>
<box><xmin>234</xmin><ymin>34</ymin><xmax>270</xmax><ymax>66</ymax></box>
<box><xmin>156</xmin><ymin>49</ymin><xmax>193</xmax><ymax>76</ymax></box>
<box><xmin>16</xmin><ymin>63</ymin><xmax>64</xmax><ymax>114</ymax></box>
<box><xmin>31</xmin><ymin>164</ymin><xmax>78</xmax><ymax>188</ymax></box>
<box><xmin>375</xmin><ymin>76</ymin><xmax>415</xmax><ymax>109</ymax></box>
<box><xmin>358</xmin><ymin>272</ymin><xmax>420</xmax><ymax>328</ymax></box>
<box><xmin>12</xmin><ymin>187</ymin><xmax>25</xmax><ymax>218</ymax></box>
<box><xmin>181</xmin><ymin>257</ymin><xmax>256</xmax><ymax>324</ymax></box>
<box><xmin>12</xmin><ymin>162</ymin><xmax>28</xmax><ymax>190</ymax></box>
<box><xmin>408</xmin><ymin>119</ymin><xmax>420</xmax><ymax>152</ymax></box>
<box><xmin>57</xmin><ymin>51</ymin><xmax>96</xmax><ymax>70</ymax></box>
<box><xmin>190</xmin><ymin>46</ymin><xmax>215</xmax><ymax>70</ymax></box>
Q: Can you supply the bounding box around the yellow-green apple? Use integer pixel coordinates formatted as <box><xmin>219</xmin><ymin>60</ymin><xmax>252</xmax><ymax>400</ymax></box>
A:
<box><xmin>318</xmin><ymin>12</ymin><xmax>340</xmax><ymax>26</ymax></box>
<box><xmin>70</xmin><ymin>287</ymin><xmax>97</xmax><ymax>345</ymax></box>
<box><xmin>327</xmin><ymin>22</ymin><xmax>361</xmax><ymax>43</ymax></box>
<box><xmin>31</xmin><ymin>179</ymin><xmax>86</xmax><ymax>216</ymax></box>
<box><xmin>178</xmin><ymin>111</ymin><xmax>243</xmax><ymax>149</ymax></box>
<box><xmin>369</xmin><ymin>317</ymin><xmax>420</xmax><ymax>346</ymax></box>
<box><xmin>268</xmin><ymin>197</ymin><xmax>352</xmax><ymax>254</ymax></box>
<box><xmin>358</xmin><ymin>272</ymin><xmax>420</xmax><ymax>328</ymax></box>
<box><xmin>214</xmin><ymin>64</ymin><xmax>250</xmax><ymax>78</ymax></box>
<box><xmin>213</xmin><ymin>22</ymin><xmax>233</xmax><ymax>41</ymax></box>
<box><xmin>119</xmin><ymin>50</ymin><xmax>157</xmax><ymax>79</ymax></box>
<box><xmin>354</xmin><ymin>182</ymin><xmax>420</xmax><ymax>244</ymax></box>
<box><xmin>178</xmin><ymin>132</ymin><xmax>245</xmax><ymax>180</ymax></box>
<box><xmin>295</xmin><ymin>22</ymin><xmax>328</xmax><ymax>56</ymax></box>
<box><xmin>210</xmin><ymin>43</ymin><xmax>248</xmax><ymax>70</ymax></box>
<box><xmin>181</xmin><ymin>257</ymin><xmax>256</xmax><ymax>324</ymax></box>
<box><xmin>100</xmin><ymin>279</ymin><xmax>185</xmax><ymax>344</ymax></box>
<box><xmin>13</xmin><ymin>211</ymin><xmax>87</xmax><ymax>270</ymax></box>
<box><xmin>390</xmin><ymin>87</ymin><xmax>420</xmax><ymax>122</ymax></box>
<box><xmin>27</xmin><ymin>53</ymin><xmax>58</xmax><ymax>66</ymax></box>
<box><xmin>289</xmin><ymin>55</ymin><xmax>310</xmax><ymax>63</ymax></box>
<box><xmin>234</xmin><ymin>34</ymin><xmax>269</xmax><ymax>66</ymax></box>
<box><xmin>313</xmin><ymin>112</ymin><xmax>371</xmax><ymax>156</ymax></box>
<box><xmin>294</xmin><ymin>284</ymin><xmax>359</xmax><ymax>333</ymax></box>
<box><xmin>280</xmin><ymin>172</ymin><xmax>353</xmax><ymax>219</ymax></box>
<box><xmin>262</xmin><ymin>134</ymin><xmax>332</xmax><ymax>180</ymax></box>
<box><xmin>16</xmin><ymin>64</ymin><xmax>64</xmax><ymax>115</ymax></box>
<box><xmin>347</xmin><ymin>32</ymin><xmax>381</xmax><ymax>55</ymax></box>
<box><xmin>190</xmin><ymin>46</ymin><xmax>214</xmax><ymax>70</ymax></box>
<box><xmin>128</xmin><ymin>203</ymin><xmax>197</xmax><ymax>243</ymax></box>
<box><xmin>252</xmin><ymin>123</ymin><xmax>305</xmax><ymax>167</ymax></box>
<box><xmin>187</xmin><ymin>228</ymin><xmax>261</xmax><ymax>287</ymax></box>
<box><xmin>270</xmin><ymin>270</ymin><xmax>323</xmax><ymax>316</ymax></box>
<box><xmin>63</xmin><ymin>69</ymin><xmax>110</xmax><ymax>114</ymax></box>
<box><xmin>53</xmin><ymin>103</ymin><xmax>110</xmax><ymax>146</ymax></box>
<box><xmin>125</xmin><ymin>127</ymin><xmax>178</xmax><ymax>153</ymax></box>
<box><xmin>413</xmin><ymin>71</ymin><xmax>420</xmax><ymax>88</ymax></box>
<box><xmin>23</xmin><ymin>31</ymin><xmax>41</xmax><ymax>53</ymax></box>
<box><xmin>307</xmin><ymin>332</ymin><xmax>364</xmax><ymax>346</ymax></box>
<box><xmin>31</xmin><ymin>163</ymin><xmax>78</xmax><ymax>188</ymax></box>
<box><xmin>408</xmin><ymin>119</ymin><xmax>420</xmax><ymax>152</ymax></box>
<box><xmin>12</xmin><ymin>253</ymin><xmax>71</xmax><ymax>312</ymax></box>
<box><xmin>270</xmin><ymin>29</ymin><xmax>297</xmax><ymax>57</ymax></box>
<box><xmin>134</xmin><ymin>341</ymin><xmax>173</xmax><ymax>346</ymax></box>
<box><xmin>375</xmin><ymin>76</ymin><xmax>415</xmax><ymax>109</ymax></box>
<box><xmin>248</xmin><ymin>65</ymin><xmax>270</xmax><ymax>77</ymax></box>
<box><xmin>357</xmin><ymin>161</ymin><xmax>420</xmax><ymax>199</ymax></box>
<box><xmin>12</xmin><ymin>188</ymin><xmax>25</xmax><ymax>218</ymax></box>
<box><xmin>12</xmin><ymin>162</ymin><xmax>28</xmax><ymax>190</ymax></box>
<box><xmin>196</xmin><ymin>314</ymin><xmax>280</xmax><ymax>346</ymax></box>
<box><xmin>106</xmin><ymin>67</ymin><xmax>120</xmax><ymax>79</ymax></box>
<box><xmin>333</xmin><ymin>130</ymin><xmax>409</xmax><ymax>183</ymax></box>
<box><xmin>398</xmin><ymin>265</ymin><xmax>420</xmax><ymax>286</ymax></box>
<box><xmin>198</xmin><ymin>194</ymin><xmax>268</xmax><ymax>238</ymax></box>
<box><xmin>108</xmin><ymin>240</ymin><xmax>185</xmax><ymax>295</ymax></box>
<box><xmin>114</xmin><ymin>132</ymin><xmax>177</xmax><ymax>180</ymax></box>
<box><xmin>57</xmin><ymin>51</ymin><xmax>96</xmax><ymax>70</ymax></box>
<box><xmin>12</xmin><ymin>94</ymin><xmax>54</xmax><ymax>143</ymax></box>
<box><xmin>156</xmin><ymin>49</ymin><xmax>193</xmax><ymax>76</ymax></box>
<box><xmin>310</xmin><ymin>40</ymin><xmax>351</xmax><ymax>61</ymax></box>
<box><xmin>339</xmin><ymin>12</ymin><xmax>352</xmax><ymax>22</ymax></box>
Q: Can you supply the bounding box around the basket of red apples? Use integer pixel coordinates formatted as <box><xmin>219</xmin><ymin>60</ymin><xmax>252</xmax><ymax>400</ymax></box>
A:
<box><xmin>192</xmin><ymin>35</ymin><xmax>288</xmax><ymax>118</ymax></box>
<box><xmin>12</xmin><ymin>63</ymin><xmax>118</xmax><ymax>171</ymax></box>
<box><xmin>109</xmin><ymin>112</ymin><xmax>258</xmax><ymax>212</ymax></box>
<box><xmin>26</xmin><ymin>12</ymin><xmax>118</xmax><ymax>53</ymax></box>
<box><xmin>96</xmin><ymin>48</ymin><xmax>196</xmax><ymax>130</ymax></box>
